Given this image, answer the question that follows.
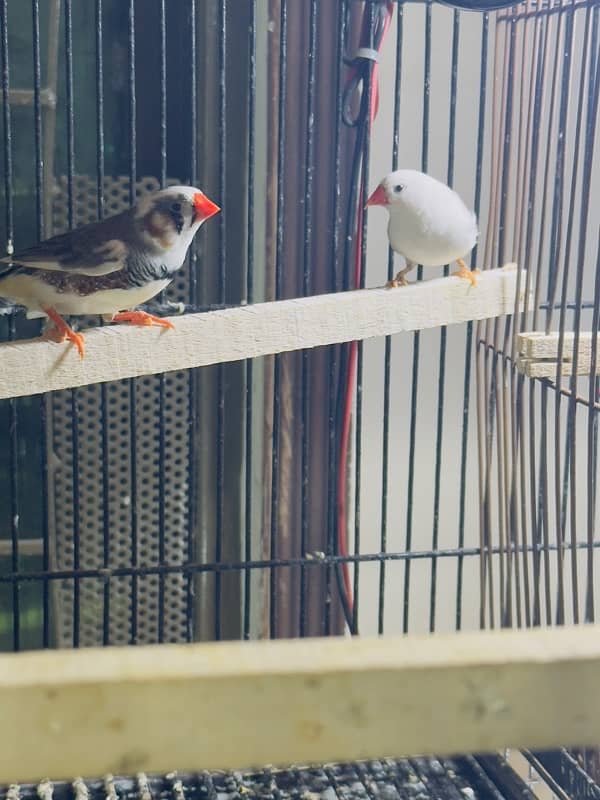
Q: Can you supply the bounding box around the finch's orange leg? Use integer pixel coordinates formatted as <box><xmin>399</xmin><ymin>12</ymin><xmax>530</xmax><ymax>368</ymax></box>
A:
<box><xmin>42</xmin><ymin>306</ymin><xmax>85</xmax><ymax>359</ymax></box>
<box><xmin>451</xmin><ymin>258</ymin><xmax>479</xmax><ymax>286</ymax></box>
<box><xmin>111</xmin><ymin>310</ymin><xmax>174</xmax><ymax>329</ymax></box>
<box><xmin>386</xmin><ymin>260</ymin><xmax>416</xmax><ymax>288</ymax></box>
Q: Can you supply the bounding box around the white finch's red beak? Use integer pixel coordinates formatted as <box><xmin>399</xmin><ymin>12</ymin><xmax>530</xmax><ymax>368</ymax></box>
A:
<box><xmin>193</xmin><ymin>192</ymin><xmax>220</xmax><ymax>220</ymax></box>
<box><xmin>366</xmin><ymin>184</ymin><xmax>388</xmax><ymax>207</ymax></box>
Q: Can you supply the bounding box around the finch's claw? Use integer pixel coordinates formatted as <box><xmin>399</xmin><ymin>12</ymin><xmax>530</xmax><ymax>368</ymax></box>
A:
<box><xmin>385</xmin><ymin>266</ymin><xmax>413</xmax><ymax>288</ymax></box>
<box><xmin>111</xmin><ymin>310</ymin><xmax>175</xmax><ymax>329</ymax></box>
<box><xmin>42</xmin><ymin>307</ymin><xmax>85</xmax><ymax>358</ymax></box>
<box><xmin>385</xmin><ymin>276</ymin><xmax>409</xmax><ymax>288</ymax></box>
<box><xmin>452</xmin><ymin>259</ymin><xmax>479</xmax><ymax>286</ymax></box>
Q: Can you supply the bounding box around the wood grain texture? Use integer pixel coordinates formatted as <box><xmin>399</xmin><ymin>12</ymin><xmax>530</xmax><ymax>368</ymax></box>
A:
<box><xmin>0</xmin><ymin>264</ymin><xmax>525</xmax><ymax>400</ymax></box>
<box><xmin>517</xmin><ymin>357</ymin><xmax>593</xmax><ymax>378</ymax></box>
<box><xmin>1</xmin><ymin>624</ymin><xmax>600</xmax><ymax>782</ymax></box>
<box><xmin>517</xmin><ymin>331</ymin><xmax>599</xmax><ymax>377</ymax></box>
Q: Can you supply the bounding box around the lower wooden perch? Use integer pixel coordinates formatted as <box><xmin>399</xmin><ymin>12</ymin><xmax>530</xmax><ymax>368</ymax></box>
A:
<box><xmin>0</xmin><ymin>624</ymin><xmax>599</xmax><ymax>783</ymax></box>
<box><xmin>0</xmin><ymin>263</ymin><xmax>525</xmax><ymax>400</ymax></box>
<box><xmin>518</xmin><ymin>331</ymin><xmax>599</xmax><ymax>378</ymax></box>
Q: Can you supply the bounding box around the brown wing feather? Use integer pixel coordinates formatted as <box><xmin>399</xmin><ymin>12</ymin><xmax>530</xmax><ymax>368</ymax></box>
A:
<box><xmin>0</xmin><ymin>208</ymin><xmax>137</xmax><ymax>278</ymax></box>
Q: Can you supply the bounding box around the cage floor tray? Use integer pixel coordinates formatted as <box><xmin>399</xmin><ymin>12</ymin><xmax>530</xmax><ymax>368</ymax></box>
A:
<box><xmin>5</xmin><ymin>756</ymin><xmax>537</xmax><ymax>800</ymax></box>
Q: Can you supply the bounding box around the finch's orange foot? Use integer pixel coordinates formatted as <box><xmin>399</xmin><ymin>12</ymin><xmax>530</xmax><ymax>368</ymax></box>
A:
<box><xmin>42</xmin><ymin>307</ymin><xmax>85</xmax><ymax>358</ymax></box>
<box><xmin>451</xmin><ymin>259</ymin><xmax>479</xmax><ymax>286</ymax></box>
<box><xmin>385</xmin><ymin>268</ymin><xmax>412</xmax><ymax>288</ymax></box>
<box><xmin>111</xmin><ymin>310</ymin><xmax>175</xmax><ymax>329</ymax></box>
<box><xmin>386</xmin><ymin>276</ymin><xmax>410</xmax><ymax>288</ymax></box>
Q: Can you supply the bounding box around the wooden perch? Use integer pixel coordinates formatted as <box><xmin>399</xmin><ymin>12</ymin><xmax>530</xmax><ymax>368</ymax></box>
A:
<box><xmin>0</xmin><ymin>624</ymin><xmax>600</xmax><ymax>783</ymax></box>
<box><xmin>517</xmin><ymin>331</ymin><xmax>600</xmax><ymax>378</ymax></box>
<box><xmin>0</xmin><ymin>264</ymin><xmax>526</xmax><ymax>400</ymax></box>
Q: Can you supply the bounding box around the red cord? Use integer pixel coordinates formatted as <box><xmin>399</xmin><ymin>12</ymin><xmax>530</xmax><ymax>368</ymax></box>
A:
<box><xmin>337</xmin><ymin>2</ymin><xmax>394</xmax><ymax>618</ymax></box>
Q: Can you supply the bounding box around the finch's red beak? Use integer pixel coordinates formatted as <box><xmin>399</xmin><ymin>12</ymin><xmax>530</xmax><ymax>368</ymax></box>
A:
<box><xmin>193</xmin><ymin>192</ymin><xmax>220</xmax><ymax>220</ymax></box>
<box><xmin>366</xmin><ymin>184</ymin><xmax>388</xmax><ymax>207</ymax></box>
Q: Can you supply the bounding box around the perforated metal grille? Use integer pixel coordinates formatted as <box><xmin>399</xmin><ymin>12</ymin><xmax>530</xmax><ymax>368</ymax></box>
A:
<box><xmin>48</xmin><ymin>175</ymin><xmax>192</xmax><ymax>647</ymax></box>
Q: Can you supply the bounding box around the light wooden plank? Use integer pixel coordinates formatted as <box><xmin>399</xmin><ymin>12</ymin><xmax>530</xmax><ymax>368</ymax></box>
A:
<box><xmin>517</xmin><ymin>356</ymin><xmax>593</xmax><ymax>378</ymax></box>
<box><xmin>518</xmin><ymin>331</ymin><xmax>597</xmax><ymax>359</ymax></box>
<box><xmin>517</xmin><ymin>331</ymin><xmax>599</xmax><ymax>378</ymax></box>
<box><xmin>1</xmin><ymin>624</ymin><xmax>600</xmax><ymax>782</ymax></box>
<box><xmin>0</xmin><ymin>264</ymin><xmax>524</xmax><ymax>400</ymax></box>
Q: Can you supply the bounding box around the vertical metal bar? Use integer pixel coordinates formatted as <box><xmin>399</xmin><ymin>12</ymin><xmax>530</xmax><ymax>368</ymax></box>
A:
<box><xmin>1</xmin><ymin>0</ymin><xmax>19</xmax><ymax>652</ymax></box>
<box><xmin>214</xmin><ymin>0</ymin><xmax>227</xmax><ymax>641</ymax></box>
<box><xmin>32</xmin><ymin>0</ymin><xmax>49</xmax><ymax>648</ymax></box>
<box><xmin>96</xmin><ymin>0</ymin><xmax>111</xmax><ymax>646</ymax></box>
<box><xmin>159</xmin><ymin>0</ymin><xmax>167</xmax><ymax>190</ymax></box>
<box><xmin>270</xmin><ymin>0</ymin><xmax>287</xmax><ymax>639</ymax></box>
<box><xmin>299</xmin><ymin>0</ymin><xmax>317</xmax><ymax>637</ymax></box>
<box><xmin>186</xmin><ymin>0</ymin><xmax>198</xmax><ymax>643</ymax></box>
<box><xmin>188</xmin><ymin>0</ymin><xmax>198</xmax><ymax>303</ymax></box>
<box><xmin>8</xmin><ymin>317</ymin><xmax>19</xmax><ymax>652</ymax></box>
<box><xmin>518</xmin><ymin>7</ymin><xmax>547</xmax><ymax>630</ymax></box>
<box><xmin>243</xmin><ymin>0</ymin><xmax>256</xmax><ymax>641</ymax></box>
<box><xmin>457</xmin><ymin>12</ymin><xmax>488</xmax><ymax>631</ymax></box>
<box><xmin>65</xmin><ymin>0</ymin><xmax>74</xmax><ymax>228</ymax></box>
<box><xmin>70</xmin><ymin>390</ymin><xmax>81</xmax><ymax>647</ymax></box>
<box><xmin>539</xmin><ymin>382</ymin><xmax>552</xmax><ymax>625</ymax></box>
<box><xmin>32</xmin><ymin>0</ymin><xmax>44</xmax><ymax>237</ymax></box>
<box><xmin>568</xmin><ymin>7</ymin><xmax>600</xmax><ymax>624</ymax></box>
<box><xmin>95</xmin><ymin>0</ymin><xmax>105</xmax><ymax>216</ymax></box>
<box><xmin>545</xmin><ymin>0</ymin><xmax>575</xmax><ymax>327</ymax></box>
<box><xmin>554</xmin><ymin>1</ymin><xmax>593</xmax><ymax>620</ymax></box>
<box><xmin>403</xmin><ymin>0</ymin><xmax>431</xmax><ymax>634</ymax></box>
<box><xmin>430</xmin><ymin>7</ymin><xmax>460</xmax><ymax>634</ymax></box>
<box><xmin>476</xmin><ymin>16</ymin><xmax>506</xmax><ymax>629</ymax></box>
<box><xmin>0</xmin><ymin>0</ymin><xmax>13</xmax><ymax>254</ymax></box>
<box><xmin>128</xmin><ymin>0</ymin><xmax>138</xmax><ymax>644</ymax></box>
<box><xmin>497</xmin><ymin>10</ymin><xmax>516</xmax><ymax>628</ymax></box>
<box><xmin>353</xmin><ymin>0</ymin><xmax>377</xmax><ymax>634</ymax></box>
<box><xmin>506</xmin><ymin>1</ymin><xmax>537</xmax><ymax>631</ymax></box>
<box><xmin>379</xmin><ymin>3</ymin><xmax>403</xmax><ymax>636</ymax></box>
<box><xmin>497</xmin><ymin>13</ymin><xmax>515</xmax><ymax>270</ymax></box>
<box><xmin>585</xmin><ymin>7</ymin><xmax>600</xmax><ymax>627</ymax></box>
<box><xmin>63</xmin><ymin>0</ymin><xmax>81</xmax><ymax>648</ymax></box>
<box><xmin>326</xmin><ymin>0</ymin><xmax>347</xmax><ymax>637</ymax></box>
<box><xmin>526</xmin><ymin>7</ymin><xmax>550</xmax><ymax>627</ymax></box>
<box><xmin>157</xmin><ymin>0</ymin><xmax>167</xmax><ymax>643</ymax></box>
<box><xmin>550</xmin><ymin>0</ymin><xmax>576</xmax><ymax>626</ymax></box>
<box><xmin>587</xmin><ymin>229</ymin><xmax>600</xmax><ymax>623</ymax></box>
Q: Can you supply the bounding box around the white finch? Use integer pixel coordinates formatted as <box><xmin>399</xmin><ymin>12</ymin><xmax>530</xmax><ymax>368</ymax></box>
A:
<box><xmin>0</xmin><ymin>185</ymin><xmax>220</xmax><ymax>357</ymax></box>
<box><xmin>366</xmin><ymin>169</ymin><xmax>478</xmax><ymax>287</ymax></box>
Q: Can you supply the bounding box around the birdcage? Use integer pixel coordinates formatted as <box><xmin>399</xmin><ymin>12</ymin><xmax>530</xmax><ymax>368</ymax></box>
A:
<box><xmin>1</xmin><ymin>0</ymin><xmax>600</xmax><ymax>798</ymax></box>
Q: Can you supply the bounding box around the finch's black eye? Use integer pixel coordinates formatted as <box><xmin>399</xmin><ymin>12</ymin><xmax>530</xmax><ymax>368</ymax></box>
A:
<box><xmin>393</xmin><ymin>184</ymin><xmax>404</xmax><ymax>194</ymax></box>
<box><xmin>169</xmin><ymin>201</ymin><xmax>184</xmax><ymax>234</ymax></box>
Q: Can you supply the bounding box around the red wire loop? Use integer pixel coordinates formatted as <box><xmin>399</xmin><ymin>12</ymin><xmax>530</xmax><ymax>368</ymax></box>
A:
<box><xmin>337</xmin><ymin>1</ymin><xmax>394</xmax><ymax>619</ymax></box>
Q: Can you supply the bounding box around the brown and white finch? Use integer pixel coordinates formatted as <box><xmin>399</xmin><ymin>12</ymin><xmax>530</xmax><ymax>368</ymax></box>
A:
<box><xmin>366</xmin><ymin>169</ymin><xmax>479</xmax><ymax>288</ymax></box>
<box><xmin>0</xmin><ymin>185</ymin><xmax>220</xmax><ymax>357</ymax></box>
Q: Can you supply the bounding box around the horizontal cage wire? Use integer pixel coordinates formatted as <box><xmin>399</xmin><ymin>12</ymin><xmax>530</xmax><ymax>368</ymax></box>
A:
<box><xmin>0</xmin><ymin>0</ymin><xmax>599</xmax><ymax>794</ymax></box>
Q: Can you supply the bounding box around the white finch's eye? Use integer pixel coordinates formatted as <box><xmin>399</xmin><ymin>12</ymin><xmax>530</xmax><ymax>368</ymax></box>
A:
<box><xmin>393</xmin><ymin>184</ymin><xmax>404</xmax><ymax>194</ymax></box>
<box><xmin>171</xmin><ymin>201</ymin><xmax>182</xmax><ymax>212</ymax></box>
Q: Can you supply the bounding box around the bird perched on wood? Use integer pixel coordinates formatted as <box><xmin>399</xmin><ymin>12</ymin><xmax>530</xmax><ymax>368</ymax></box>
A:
<box><xmin>366</xmin><ymin>169</ymin><xmax>478</xmax><ymax>288</ymax></box>
<box><xmin>0</xmin><ymin>185</ymin><xmax>220</xmax><ymax>358</ymax></box>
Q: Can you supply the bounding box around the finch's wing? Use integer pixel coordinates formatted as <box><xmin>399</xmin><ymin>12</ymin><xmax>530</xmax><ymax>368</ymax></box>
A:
<box><xmin>0</xmin><ymin>213</ymin><xmax>133</xmax><ymax>277</ymax></box>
